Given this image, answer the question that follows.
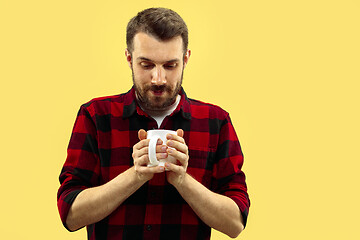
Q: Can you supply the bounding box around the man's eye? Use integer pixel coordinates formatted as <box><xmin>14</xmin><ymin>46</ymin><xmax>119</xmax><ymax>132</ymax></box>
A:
<box><xmin>164</xmin><ymin>63</ymin><xmax>177</xmax><ymax>69</ymax></box>
<box><xmin>140</xmin><ymin>63</ymin><xmax>154</xmax><ymax>69</ymax></box>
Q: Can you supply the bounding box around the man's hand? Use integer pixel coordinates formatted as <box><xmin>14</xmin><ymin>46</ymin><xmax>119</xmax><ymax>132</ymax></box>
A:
<box><xmin>132</xmin><ymin>129</ymin><xmax>166</xmax><ymax>182</ymax></box>
<box><xmin>164</xmin><ymin>129</ymin><xmax>189</xmax><ymax>187</ymax></box>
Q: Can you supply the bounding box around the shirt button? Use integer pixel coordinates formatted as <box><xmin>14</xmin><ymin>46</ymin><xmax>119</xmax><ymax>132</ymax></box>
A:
<box><xmin>146</xmin><ymin>225</ymin><xmax>152</xmax><ymax>231</ymax></box>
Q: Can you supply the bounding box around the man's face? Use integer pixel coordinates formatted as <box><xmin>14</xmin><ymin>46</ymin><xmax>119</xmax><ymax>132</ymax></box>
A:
<box><xmin>126</xmin><ymin>32</ymin><xmax>190</xmax><ymax>111</ymax></box>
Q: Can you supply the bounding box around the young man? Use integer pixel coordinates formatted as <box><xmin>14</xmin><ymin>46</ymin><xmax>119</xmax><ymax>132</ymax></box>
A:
<box><xmin>57</xmin><ymin>8</ymin><xmax>250</xmax><ymax>240</ymax></box>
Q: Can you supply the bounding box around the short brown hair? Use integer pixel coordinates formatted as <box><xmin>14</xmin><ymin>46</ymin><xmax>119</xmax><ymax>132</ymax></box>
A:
<box><xmin>126</xmin><ymin>8</ymin><xmax>188</xmax><ymax>54</ymax></box>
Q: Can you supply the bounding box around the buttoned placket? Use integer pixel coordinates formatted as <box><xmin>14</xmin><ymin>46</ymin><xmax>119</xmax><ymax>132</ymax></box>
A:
<box><xmin>142</xmin><ymin>173</ymin><xmax>166</xmax><ymax>239</ymax></box>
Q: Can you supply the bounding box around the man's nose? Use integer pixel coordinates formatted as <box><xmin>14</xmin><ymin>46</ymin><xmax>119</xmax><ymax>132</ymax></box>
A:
<box><xmin>151</xmin><ymin>66</ymin><xmax>166</xmax><ymax>85</ymax></box>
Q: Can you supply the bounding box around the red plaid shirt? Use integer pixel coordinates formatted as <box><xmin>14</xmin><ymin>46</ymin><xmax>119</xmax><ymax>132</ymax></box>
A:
<box><xmin>57</xmin><ymin>87</ymin><xmax>250</xmax><ymax>240</ymax></box>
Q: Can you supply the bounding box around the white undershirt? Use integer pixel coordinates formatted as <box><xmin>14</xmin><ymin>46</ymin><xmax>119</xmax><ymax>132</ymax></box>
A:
<box><xmin>140</xmin><ymin>95</ymin><xmax>181</xmax><ymax>128</ymax></box>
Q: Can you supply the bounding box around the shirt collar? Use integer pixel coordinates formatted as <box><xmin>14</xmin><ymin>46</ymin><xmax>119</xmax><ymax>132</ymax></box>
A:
<box><xmin>122</xmin><ymin>86</ymin><xmax>191</xmax><ymax>120</ymax></box>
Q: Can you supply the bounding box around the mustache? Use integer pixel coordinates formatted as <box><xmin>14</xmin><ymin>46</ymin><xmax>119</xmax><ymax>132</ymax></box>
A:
<box><xmin>146</xmin><ymin>85</ymin><xmax>171</xmax><ymax>92</ymax></box>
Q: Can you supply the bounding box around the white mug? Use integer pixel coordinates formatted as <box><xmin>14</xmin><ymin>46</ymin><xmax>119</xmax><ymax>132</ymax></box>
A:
<box><xmin>147</xmin><ymin>129</ymin><xmax>177</xmax><ymax>167</ymax></box>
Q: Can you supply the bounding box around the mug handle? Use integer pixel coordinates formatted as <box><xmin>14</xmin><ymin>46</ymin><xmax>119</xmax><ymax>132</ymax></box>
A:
<box><xmin>148</xmin><ymin>136</ymin><xmax>161</xmax><ymax>167</ymax></box>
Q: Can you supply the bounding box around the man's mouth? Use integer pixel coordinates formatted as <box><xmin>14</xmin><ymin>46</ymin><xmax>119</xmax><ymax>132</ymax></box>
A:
<box><xmin>150</xmin><ymin>86</ymin><xmax>167</xmax><ymax>96</ymax></box>
<box><xmin>152</xmin><ymin>90</ymin><xmax>164</xmax><ymax>96</ymax></box>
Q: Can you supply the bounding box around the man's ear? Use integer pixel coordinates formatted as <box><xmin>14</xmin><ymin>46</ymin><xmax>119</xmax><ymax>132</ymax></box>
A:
<box><xmin>183</xmin><ymin>49</ymin><xmax>191</xmax><ymax>68</ymax></box>
<box><xmin>125</xmin><ymin>49</ymin><xmax>132</xmax><ymax>68</ymax></box>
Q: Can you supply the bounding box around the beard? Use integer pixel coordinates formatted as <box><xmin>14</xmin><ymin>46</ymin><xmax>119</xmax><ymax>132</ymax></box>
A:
<box><xmin>132</xmin><ymin>69</ymin><xmax>183</xmax><ymax>111</ymax></box>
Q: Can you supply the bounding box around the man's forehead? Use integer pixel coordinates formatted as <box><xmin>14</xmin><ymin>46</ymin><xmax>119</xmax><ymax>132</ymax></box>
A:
<box><xmin>132</xmin><ymin>32</ymin><xmax>184</xmax><ymax>59</ymax></box>
<box><xmin>133</xmin><ymin>32</ymin><xmax>183</xmax><ymax>45</ymax></box>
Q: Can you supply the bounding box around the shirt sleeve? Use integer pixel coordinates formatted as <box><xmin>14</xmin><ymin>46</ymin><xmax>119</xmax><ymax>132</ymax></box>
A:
<box><xmin>211</xmin><ymin>112</ymin><xmax>250</xmax><ymax>227</ymax></box>
<box><xmin>57</xmin><ymin>105</ymin><xmax>101</xmax><ymax>231</ymax></box>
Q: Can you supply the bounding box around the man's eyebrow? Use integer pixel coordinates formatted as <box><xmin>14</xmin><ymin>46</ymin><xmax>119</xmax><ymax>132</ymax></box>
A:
<box><xmin>137</xmin><ymin>57</ymin><xmax>152</xmax><ymax>62</ymax></box>
<box><xmin>137</xmin><ymin>57</ymin><xmax>180</xmax><ymax>63</ymax></box>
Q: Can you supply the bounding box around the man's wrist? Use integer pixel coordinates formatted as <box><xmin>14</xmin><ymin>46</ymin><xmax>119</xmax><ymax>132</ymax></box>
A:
<box><xmin>130</xmin><ymin>166</ymin><xmax>150</xmax><ymax>184</ymax></box>
<box><xmin>172</xmin><ymin>172</ymin><xmax>190</xmax><ymax>191</ymax></box>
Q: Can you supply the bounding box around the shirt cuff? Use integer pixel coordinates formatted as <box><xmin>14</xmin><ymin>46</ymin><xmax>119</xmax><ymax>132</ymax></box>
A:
<box><xmin>57</xmin><ymin>189</ymin><xmax>84</xmax><ymax>232</ymax></box>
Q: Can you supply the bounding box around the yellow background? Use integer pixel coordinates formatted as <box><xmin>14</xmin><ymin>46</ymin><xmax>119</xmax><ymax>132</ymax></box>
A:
<box><xmin>1</xmin><ymin>0</ymin><xmax>359</xmax><ymax>239</ymax></box>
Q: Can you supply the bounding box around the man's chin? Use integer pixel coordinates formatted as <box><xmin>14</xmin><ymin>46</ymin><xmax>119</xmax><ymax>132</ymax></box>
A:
<box><xmin>138</xmin><ymin>90</ymin><xmax>178</xmax><ymax>111</ymax></box>
<box><xmin>144</xmin><ymin>98</ymin><xmax>175</xmax><ymax>111</ymax></box>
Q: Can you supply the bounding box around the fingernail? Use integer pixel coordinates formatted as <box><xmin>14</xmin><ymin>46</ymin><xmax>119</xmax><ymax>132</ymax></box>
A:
<box><xmin>159</xmin><ymin>166</ymin><xmax>165</xmax><ymax>172</ymax></box>
<box><xmin>161</xmin><ymin>146</ymin><xmax>167</xmax><ymax>151</ymax></box>
<box><xmin>167</xmin><ymin>141</ymin><xmax>173</xmax><ymax>147</ymax></box>
<box><xmin>167</xmin><ymin>148</ymin><xmax>174</xmax><ymax>153</ymax></box>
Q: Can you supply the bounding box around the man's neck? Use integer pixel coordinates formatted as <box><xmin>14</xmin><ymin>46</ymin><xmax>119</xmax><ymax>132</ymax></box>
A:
<box><xmin>138</xmin><ymin>95</ymin><xmax>181</xmax><ymax>128</ymax></box>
